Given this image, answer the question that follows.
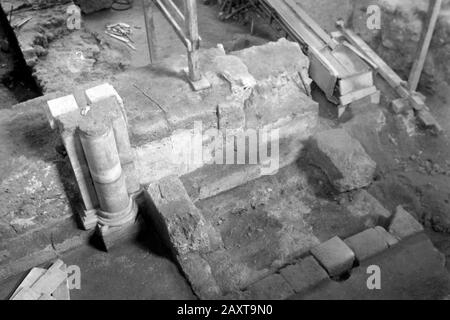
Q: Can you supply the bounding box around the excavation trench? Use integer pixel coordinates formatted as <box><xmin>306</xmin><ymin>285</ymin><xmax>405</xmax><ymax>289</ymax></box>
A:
<box><xmin>1</xmin><ymin>0</ymin><xmax>450</xmax><ymax>300</ymax></box>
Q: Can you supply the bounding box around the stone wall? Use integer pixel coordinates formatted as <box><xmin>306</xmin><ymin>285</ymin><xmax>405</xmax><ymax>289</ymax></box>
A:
<box><xmin>351</xmin><ymin>0</ymin><xmax>450</xmax><ymax>92</ymax></box>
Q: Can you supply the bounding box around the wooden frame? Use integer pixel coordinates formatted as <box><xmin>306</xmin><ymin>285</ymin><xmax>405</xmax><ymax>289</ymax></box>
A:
<box><xmin>143</xmin><ymin>0</ymin><xmax>207</xmax><ymax>88</ymax></box>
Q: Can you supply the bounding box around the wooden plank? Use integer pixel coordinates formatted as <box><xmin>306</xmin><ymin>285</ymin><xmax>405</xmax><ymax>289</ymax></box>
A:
<box><xmin>408</xmin><ymin>0</ymin><xmax>442</xmax><ymax>91</ymax></box>
<box><xmin>284</xmin><ymin>0</ymin><xmax>337</xmax><ymax>49</ymax></box>
<box><xmin>155</xmin><ymin>0</ymin><xmax>191</xmax><ymax>50</ymax></box>
<box><xmin>10</xmin><ymin>267</ymin><xmax>46</xmax><ymax>299</ymax></box>
<box><xmin>38</xmin><ymin>293</ymin><xmax>56</xmax><ymax>300</ymax></box>
<box><xmin>262</xmin><ymin>0</ymin><xmax>325</xmax><ymax>49</ymax></box>
<box><xmin>165</xmin><ymin>0</ymin><xmax>185</xmax><ymax>24</ymax></box>
<box><xmin>185</xmin><ymin>0</ymin><xmax>201</xmax><ymax>81</ymax></box>
<box><xmin>12</xmin><ymin>287</ymin><xmax>41</xmax><ymax>300</ymax></box>
<box><xmin>339</xmin><ymin>86</ymin><xmax>378</xmax><ymax>106</ymax></box>
<box><xmin>31</xmin><ymin>259</ymin><xmax>67</xmax><ymax>295</ymax></box>
<box><xmin>143</xmin><ymin>0</ymin><xmax>157</xmax><ymax>64</ymax></box>
<box><xmin>336</xmin><ymin>22</ymin><xmax>404</xmax><ymax>90</ymax></box>
<box><xmin>52</xmin><ymin>264</ymin><xmax>70</xmax><ymax>300</ymax></box>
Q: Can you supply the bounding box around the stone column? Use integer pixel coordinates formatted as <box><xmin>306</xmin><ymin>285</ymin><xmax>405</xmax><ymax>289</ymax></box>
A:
<box><xmin>78</xmin><ymin>118</ymin><xmax>136</xmax><ymax>228</ymax></box>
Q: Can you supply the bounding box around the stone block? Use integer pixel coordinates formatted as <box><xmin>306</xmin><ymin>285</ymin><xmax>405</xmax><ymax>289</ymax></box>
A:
<box><xmin>179</xmin><ymin>252</ymin><xmax>222</xmax><ymax>299</ymax></box>
<box><xmin>310</xmin><ymin>236</ymin><xmax>355</xmax><ymax>277</ymax></box>
<box><xmin>84</xmin><ymin>83</ymin><xmax>127</xmax><ymax>123</ymax></box>
<box><xmin>145</xmin><ymin>176</ymin><xmax>222</xmax><ymax>256</ymax></box>
<box><xmin>213</xmin><ymin>55</ymin><xmax>256</xmax><ymax>91</ymax></box>
<box><xmin>217</xmin><ymin>100</ymin><xmax>245</xmax><ymax>131</ymax></box>
<box><xmin>280</xmin><ymin>256</ymin><xmax>328</xmax><ymax>294</ymax></box>
<box><xmin>389</xmin><ymin>206</ymin><xmax>424</xmax><ymax>240</ymax></box>
<box><xmin>246</xmin><ymin>274</ymin><xmax>294</xmax><ymax>300</ymax></box>
<box><xmin>344</xmin><ymin>228</ymin><xmax>389</xmax><ymax>262</ymax></box>
<box><xmin>391</xmin><ymin>98</ymin><xmax>410</xmax><ymax>114</ymax></box>
<box><xmin>98</xmin><ymin>214</ymin><xmax>140</xmax><ymax>251</ymax></box>
<box><xmin>309</xmin><ymin>129</ymin><xmax>377</xmax><ymax>192</ymax></box>
<box><xmin>346</xmin><ymin>190</ymin><xmax>392</xmax><ymax>227</ymax></box>
<box><xmin>232</xmin><ymin>38</ymin><xmax>310</xmax><ymax>81</ymax></box>
<box><xmin>374</xmin><ymin>226</ymin><xmax>399</xmax><ymax>247</ymax></box>
<box><xmin>243</xmin><ymin>78</ymin><xmax>316</xmax><ymax>129</ymax></box>
<box><xmin>46</xmin><ymin>94</ymin><xmax>79</xmax><ymax>129</ymax></box>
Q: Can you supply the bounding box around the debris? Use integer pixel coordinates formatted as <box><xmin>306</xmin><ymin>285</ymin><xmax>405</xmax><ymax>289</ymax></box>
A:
<box><xmin>11</xmin><ymin>17</ymin><xmax>32</xmax><ymax>29</ymax></box>
<box><xmin>105</xmin><ymin>22</ymin><xmax>136</xmax><ymax>50</ymax></box>
<box><xmin>133</xmin><ymin>84</ymin><xmax>167</xmax><ymax>114</ymax></box>
<box><xmin>10</xmin><ymin>259</ymin><xmax>70</xmax><ymax>300</ymax></box>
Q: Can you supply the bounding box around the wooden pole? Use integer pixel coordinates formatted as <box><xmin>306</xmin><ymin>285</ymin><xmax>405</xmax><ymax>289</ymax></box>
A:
<box><xmin>408</xmin><ymin>0</ymin><xmax>442</xmax><ymax>92</ymax></box>
<box><xmin>185</xmin><ymin>0</ymin><xmax>201</xmax><ymax>81</ymax></box>
<box><xmin>143</xmin><ymin>0</ymin><xmax>157</xmax><ymax>64</ymax></box>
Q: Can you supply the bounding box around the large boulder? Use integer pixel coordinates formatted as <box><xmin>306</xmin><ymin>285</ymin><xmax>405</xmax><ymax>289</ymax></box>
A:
<box><xmin>309</xmin><ymin>128</ymin><xmax>377</xmax><ymax>192</ymax></box>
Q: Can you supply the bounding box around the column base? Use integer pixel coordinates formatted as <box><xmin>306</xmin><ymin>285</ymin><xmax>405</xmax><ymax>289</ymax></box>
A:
<box><xmin>79</xmin><ymin>209</ymin><xmax>98</xmax><ymax>231</ymax></box>
<box><xmin>97</xmin><ymin>201</ymin><xmax>139</xmax><ymax>251</ymax></box>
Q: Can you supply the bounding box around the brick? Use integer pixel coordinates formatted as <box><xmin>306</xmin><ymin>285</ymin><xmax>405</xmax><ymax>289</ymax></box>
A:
<box><xmin>389</xmin><ymin>206</ymin><xmax>424</xmax><ymax>240</ymax></box>
<box><xmin>310</xmin><ymin>236</ymin><xmax>355</xmax><ymax>277</ymax></box>
<box><xmin>246</xmin><ymin>274</ymin><xmax>294</xmax><ymax>300</ymax></box>
<box><xmin>391</xmin><ymin>98</ymin><xmax>410</xmax><ymax>114</ymax></box>
<box><xmin>145</xmin><ymin>176</ymin><xmax>222</xmax><ymax>256</ymax></box>
<box><xmin>374</xmin><ymin>226</ymin><xmax>399</xmax><ymax>247</ymax></box>
<box><xmin>344</xmin><ymin>228</ymin><xmax>388</xmax><ymax>262</ymax></box>
<box><xmin>309</xmin><ymin>129</ymin><xmax>376</xmax><ymax>192</ymax></box>
<box><xmin>280</xmin><ymin>256</ymin><xmax>328</xmax><ymax>293</ymax></box>
<box><xmin>46</xmin><ymin>94</ymin><xmax>79</xmax><ymax>129</ymax></box>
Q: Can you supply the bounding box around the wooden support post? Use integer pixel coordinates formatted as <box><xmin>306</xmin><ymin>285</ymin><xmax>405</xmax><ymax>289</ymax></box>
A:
<box><xmin>143</xmin><ymin>0</ymin><xmax>157</xmax><ymax>64</ymax></box>
<box><xmin>185</xmin><ymin>0</ymin><xmax>201</xmax><ymax>82</ymax></box>
<box><xmin>408</xmin><ymin>0</ymin><xmax>442</xmax><ymax>92</ymax></box>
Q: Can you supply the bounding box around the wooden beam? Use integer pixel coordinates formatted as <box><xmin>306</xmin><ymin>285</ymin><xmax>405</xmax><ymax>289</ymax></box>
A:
<box><xmin>155</xmin><ymin>0</ymin><xmax>191</xmax><ymax>50</ymax></box>
<box><xmin>284</xmin><ymin>0</ymin><xmax>337</xmax><ymax>49</ymax></box>
<box><xmin>143</xmin><ymin>0</ymin><xmax>157</xmax><ymax>64</ymax></box>
<box><xmin>166</xmin><ymin>0</ymin><xmax>185</xmax><ymax>24</ymax></box>
<box><xmin>185</xmin><ymin>0</ymin><xmax>201</xmax><ymax>81</ymax></box>
<box><xmin>408</xmin><ymin>0</ymin><xmax>442</xmax><ymax>91</ymax></box>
